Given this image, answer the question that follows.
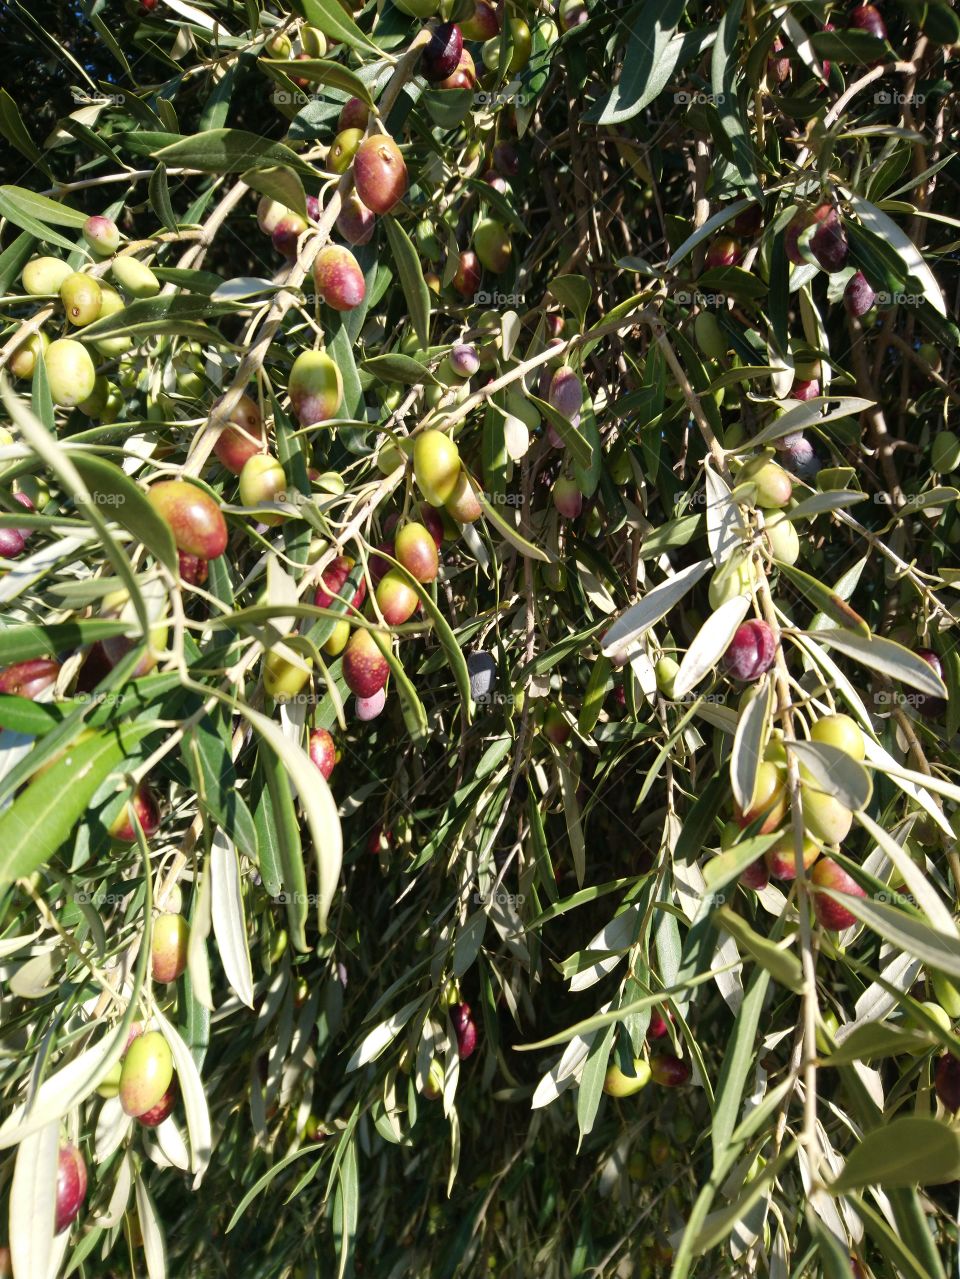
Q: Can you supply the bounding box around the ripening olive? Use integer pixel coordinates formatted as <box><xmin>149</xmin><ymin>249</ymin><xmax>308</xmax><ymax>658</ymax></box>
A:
<box><xmin>353</xmin><ymin>134</ymin><xmax>408</xmax><ymax>215</ymax></box>
<box><xmin>83</xmin><ymin>215</ymin><xmax>121</xmax><ymax>257</ymax></box>
<box><xmin>147</xmin><ymin>480</ymin><xmax>228</xmax><ymax>559</ymax></box>
<box><xmin>152</xmin><ymin>913</ymin><xmax>189</xmax><ymax>983</ymax></box>
<box><xmin>414</xmin><ymin>430</ymin><xmax>461</xmax><ymax>506</ymax></box>
<box><xmin>119</xmin><ymin>1030</ymin><xmax>174</xmax><ymax>1117</ymax></box>
<box><xmin>289</xmin><ymin>350</ymin><xmax>343</xmax><ymax>426</ymax></box>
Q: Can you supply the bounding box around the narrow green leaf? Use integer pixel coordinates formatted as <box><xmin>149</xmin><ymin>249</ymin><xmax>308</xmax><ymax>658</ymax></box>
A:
<box><xmin>831</xmin><ymin>1117</ymin><xmax>960</xmax><ymax>1191</ymax></box>
<box><xmin>382</xmin><ymin>216</ymin><xmax>431</xmax><ymax>349</ymax></box>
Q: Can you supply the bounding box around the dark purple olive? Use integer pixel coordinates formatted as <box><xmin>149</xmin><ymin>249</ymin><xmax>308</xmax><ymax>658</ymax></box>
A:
<box><xmin>935</xmin><ymin>1054</ymin><xmax>960</xmax><ymax>1111</ymax></box>
<box><xmin>809</xmin><ymin>206</ymin><xmax>848</xmax><ymax>272</ymax></box>
<box><xmin>0</xmin><ymin>528</ymin><xmax>26</xmax><ymax>559</ymax></box>
<box><xmin>844</xmin><ymin>271</ymin><xmax>876</xmax><ymax>317</ymax></box>
<box><xmin>723</xmin><ymin>620</ymin><xmax>778</xmax><ymax>682</ymax></box>
<box><xmin>422</xmin><ymin>23</ymin><xmax>463</xmax><ymax>83</ymax></box>
<box><xmin>849</xmin><ymin>3</ymin><xmax>887</xmax><ymax>40</ymax></box>
<box><xmin>450</xmin><ymin>1002</ymin><xmax>478</xmax><ymax>1059</ymax></box>
<box><xmin>492</xmin><ymin>141</ymin><xmax>520</xmax><ymax>177</ymax></box>
<box><xmin>740</xmin><ymin>859</ymin><xmax>770</xmax><ymax>890</ymax></box>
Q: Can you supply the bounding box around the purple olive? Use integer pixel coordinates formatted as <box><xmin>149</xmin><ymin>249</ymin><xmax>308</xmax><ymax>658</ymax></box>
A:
<box><xmin>849</xmin><ymin>3</ymin><xmax>887</xmax><ymax>40</ymax></box>
<box><xmin>422</xmin><ymin>23</ymin><xmax>463</xmax><ymax>83</ymax></box>
<box><xmin>355</xmin><ymin>687</ymin><xmax>387</xmax><ymax>720</ymax></box>
<box><xmin>450</xmin><ymin>1002</ymin><xmax>478</xmax><ymax>1059</ymax></box>
<box><xmin>723</xmin><ymin>620</ymin><xmax>778</xmax><ymax>681</ymax></box>
<box><xmin>935</xmin><ymin>1054</ymin><xmax>960</xmax><ymax>1111</ymax></box>
<box><xmin>449</xmin><ymin>344</ymin><xmax>480</xmax><ymax>377</ymax></box>
<box><xmin>844</xmin><ymin>271</ymin><xmax>876</xmax><ymax>317</ymax></box>
<box><xmin>0</xmin><ymin>528</ymin><xmax>26</xmax><ymax>558</ymax></box>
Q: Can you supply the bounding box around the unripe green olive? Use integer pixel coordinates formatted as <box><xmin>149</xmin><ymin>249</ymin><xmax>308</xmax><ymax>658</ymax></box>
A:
<box><xmin>416</xmin><ymin>219</ymin><xmax>443</xmax><ymax>261</ymax></box>
<box><xmin>119</xmin><ymin>1030</ymin><xmax>174</xmax><ymax>1117</ymax></box>
<box><xmin>655</xmin><ymin>656</ymin><xmax>679</xmax><ymax>697</ymax></box>
<box><xmin>60</xmin><ymin>272</ymin><xmax>102</xmax><ymax>327</ymax></box>
<box><xmin>78</xmin><ymin>374</ymin><xmax>112</xmax><ymax>418</ymax></box>
<box><xmin>45</xmin><ymin>338</ymin><xmax>97</xmax><ymax>407</ymax></box>
<box><xmin>92</xmin><ymin>284</ymin><xmax>132</xmax><ymax>356</ymax></box>
<box><xmin>111</xmin><ymin>256</ymin><xmax>160</xmax><ymax>298</ymax></box>
<box><xmin>239</xmin><ymin>454</ymin><xmax>287</xmax><ymax>525</ymax></box>
<box><xmin>423</xmin><ymin>1058</ymin><xmax>445</xmax><ymax>1099</ymax></box>
<box><xmin>8</xmin><ymin>329</ymin><xmax>48</xmax><ymax>380</ymax></box>
<box><xmin>930</xmin><ymin>972</ymin><xmax>960</xmax><ymax>1022</ymax></box>
<box><xmin>96</xmin><ymin>1060</ymin><xmax>123</xmax><ymax>1099</ymax></box>
<box><xmin>21</xmin><ymin>256</ymin><xmax>72</xmax><ymax>295</ymax></box>
<box><xmin>264</xmin><ymin>30</ymin><xmax>292</xmax><ymax>57</ymax></box>
<box><xmin>603</xmin><ymin>1058</ymin><xmax>651</xmax><ymax>1096</ymax></box>
<box><xmin>763</xmin><ymin>508</ymin><xmax>799</xmax><ymax>564</ymax></box>
<box><xmin>507</xmin><ymin>17</ymin><xmax>532</xmax><ymax>70</ymax></box>
<box><xmin>473</xmin><ymin>217</ymin><xmax>512</xmax><ymax>274</ymax></box>
<box><xmin>264</xmin><ymin>645</ymin><xmax>312</xmax><ymax>701</ymax></box>
<box><xmin>300</xmin><ymin>25</ymin><xmax>327</xmax><ymax>56</ymax></box>
<box><xmin>905</xmin><ymin>1001</ymin><xmax>951</xmax><ymax>1054</ymax></box>
<box><xmin>932</xmin><ymin>431</ymin><xmax>960</xmax><ymax>474</ymax></box>
<box><xmin>329</xmin><ymin>127</ymin><xmax>364</xmax><ymax>174</ymax></box>
<box><xmin>810</xmin><ymin>713</ymin><xmax>865</xmax><ymax>760</ymax></box>
<box><xmin>738</xmin><ymin>457</ymin><xmax>793</xmax><ymax>508</ymax></box>
<box><xmin>708</xmin><ymin>554</ymin><xmax>757</xmax><ymax>608</ymax></box>
<box><xmin>323</xmin><ymin>618</ymin><xmax>351</xmax><ymax>656</ymax></box>
<box><xmin>694</xmin><ymin>311</ymin><xmax>728</xmax><ymax>359</ymax></box>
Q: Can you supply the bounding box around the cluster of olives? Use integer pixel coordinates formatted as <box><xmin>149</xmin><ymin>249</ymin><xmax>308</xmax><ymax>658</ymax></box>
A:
<box><xmin>12</xmin><ymin>218</ymin><xmax>159</xmax><ymax>415</ymax></box>
<box><xmin>723</xmin><ymin>714</ymin><xmax>869</xmax><ymax>920</ymax></box>
<box><xmin>603</xmin><ymin>1008</ymin><xmax>692</xmax><ymax>1099</ymax></box>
